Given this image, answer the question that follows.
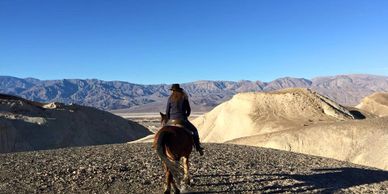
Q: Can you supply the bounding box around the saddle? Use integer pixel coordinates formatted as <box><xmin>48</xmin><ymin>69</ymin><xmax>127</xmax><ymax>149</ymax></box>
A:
<box><xmin>166</xmin><ymin>119</ymin><xmax>194</xmax><ymax>135</ymax></box>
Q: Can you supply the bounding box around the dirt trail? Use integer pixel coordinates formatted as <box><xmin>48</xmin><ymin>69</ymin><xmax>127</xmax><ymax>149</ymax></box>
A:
<box><xmin>0</xmin><ymin>143</ymin><xmax>387</xmax><ymax>193</ymax></box>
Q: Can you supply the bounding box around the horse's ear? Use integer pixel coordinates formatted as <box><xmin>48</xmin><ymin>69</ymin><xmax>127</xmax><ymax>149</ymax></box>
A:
<box><xmin>160</xmin><ymin>112</ymin><xmax>164</xmax><ymax>116</ymax></box>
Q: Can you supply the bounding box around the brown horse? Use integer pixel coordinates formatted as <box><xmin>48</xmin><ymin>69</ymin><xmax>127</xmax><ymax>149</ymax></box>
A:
<box><xmin>153</xmin><ymin>112</ymin><xmax>194</xmax><ymax>194</ymax></box>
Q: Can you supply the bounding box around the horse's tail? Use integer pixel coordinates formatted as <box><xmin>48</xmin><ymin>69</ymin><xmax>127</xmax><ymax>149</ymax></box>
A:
<box><xmin>156</xmin><ymin>130</ymin><xmax>183</xmax><ymax>180</ymax></box>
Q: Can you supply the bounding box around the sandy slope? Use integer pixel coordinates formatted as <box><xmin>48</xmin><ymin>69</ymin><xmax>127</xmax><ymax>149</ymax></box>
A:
<box><xmin>0</xmin><ymin>94</ymin><xmax>151</xmax><ymax>153</ymax></box>
<box><xmin>0</xmin><ymin>143</ymin><xmax>387</xmax><ymax>193</ymax></box>
<box><xmin>228</xmin><ymin>117</ymin><xmax>388</xmax><ymax>170</ymax></box>
<box><xmin>189</xmin><ymin>88</ymin><xmax>388</xmax><ymax>170</ymax></box>
<box><xmin>356</xmin><ymin>92</ymin><xmax>388</xmax><ymax>117</ymax></box>
<box><xmin>192</xmin><ymin>88</ymin><xmax>354</xmax><ymax>143</ymax></box>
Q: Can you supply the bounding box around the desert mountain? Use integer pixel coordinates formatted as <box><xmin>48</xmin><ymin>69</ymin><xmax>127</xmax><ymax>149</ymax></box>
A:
<box><xmin>1</xmin><ymin>74</ymin><xmax>388</xmax><ymax>111</ymax></box>
<box><xmin>356</xmin><ymin>92</ymin><xmax>388</xmax><ymax>117</ymax></box>
<box><xmin>192</xmin><ymin>88</ymin><xmax>355</xmax><ymax>143</ymax></box>
<box><xmin>311</xmin><ymin>74</ymin><xmax>388</xmax><ymax>106</ymax></box>
<box><xmin>0</xmin><ymin>94</ymin><xmax>151</xmax><ymax>153</ymax></box>
<box><xmin>191</xmin><ymin>89</ymin><xmax>388</xmax><ymax>170</ymax></box>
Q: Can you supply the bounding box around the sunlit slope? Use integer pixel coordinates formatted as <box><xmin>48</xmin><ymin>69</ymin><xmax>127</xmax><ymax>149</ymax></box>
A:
<box><xmin>228</xmin><ymin>117</ymin><xmax>388</xmax><ymax>170</ymax></box>
<box><xmin>193</xmin><ymin>88</ymin><xmax>354</xmax><ymax>143</ymax></box>
<box><xmin>356</xmin><ymin>92</ymin><xmax>388</xmax><ymax>117</ymax></box>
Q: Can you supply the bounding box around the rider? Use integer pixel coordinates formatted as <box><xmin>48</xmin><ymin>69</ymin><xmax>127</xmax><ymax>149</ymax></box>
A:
<box><xmin>165</xmin><ymin>84</ymin><xmax>204</xmax><ymax>156</ymax></box>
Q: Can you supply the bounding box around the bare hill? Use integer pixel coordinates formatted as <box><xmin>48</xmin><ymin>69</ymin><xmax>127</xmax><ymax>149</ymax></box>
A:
<box><xmin>192</xmin><ymin>88</ymin><xmax>354</xmax><ymax>143</ymax></box>
<box><xmin>0</xmin><ymin>143</ymin><xmax>387</xmax><ymax>193</ymax></box>
<box><xmin>0</xmin><ymin>94</ymin><xmax>151</xmax><ymax>153</ymax></box>
<box><xmin>191</xmin><ymin>89</ymin><xmax>388</xmax><ymax>170</ymax></box>
<box><xmin>356</xmin><ymin>92</ymin><xmax>388</xmax><ymax>117</ymax></box>
<box><xmin>228</xmin><ymin>117</ymin><xmax>388</xmax><ymax>170</ymax></box>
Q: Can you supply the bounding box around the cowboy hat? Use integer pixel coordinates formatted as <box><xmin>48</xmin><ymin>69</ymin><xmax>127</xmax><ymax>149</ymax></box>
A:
<box><xmin>170</xmin><ymin>84</ymin><xmax>183</xmax><ymax>91</ymax></box>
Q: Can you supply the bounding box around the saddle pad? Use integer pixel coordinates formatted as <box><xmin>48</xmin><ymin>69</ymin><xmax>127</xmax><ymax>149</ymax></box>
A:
<box><xmin>166</xmin><ymin>123</ymin><xmax>185</xmax><ymax>128</ymax></box>
<box><xmin>165</xmin><ymin>123</ymin><xmax>194</xmax><ymax>135</ymax></box>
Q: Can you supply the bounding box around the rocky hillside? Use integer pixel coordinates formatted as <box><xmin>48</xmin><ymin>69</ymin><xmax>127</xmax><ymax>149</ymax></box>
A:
<box><xmin>356</xmin><ymin>92</ymin><xmax>388</xmax><ymax>117</ymax></box>
<box><xmin>0</xmin><ymin>94</ymin><xmax>151</xmax><ymax>153</ymax></box>
<box><xmin>0</xmin><ymin>143</ymin><xmax>387</xmax><ymax>193</ymax></box>
<box><xmin>1</xmin><ymin>74</ymin><xmax>388</xmax><ymax>111</ymax></box>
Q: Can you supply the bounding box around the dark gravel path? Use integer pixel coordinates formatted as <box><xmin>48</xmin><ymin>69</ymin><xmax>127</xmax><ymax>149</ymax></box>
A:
<box><xmin>0</xmin><ymin>143</ymin><xmax>387</xmax><ymax>193</ymax></box>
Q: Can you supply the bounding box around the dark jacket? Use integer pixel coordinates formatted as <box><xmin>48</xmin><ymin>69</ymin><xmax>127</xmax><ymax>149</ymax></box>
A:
<box><xmin>166</xmin><ymin>93</ymin><xmax>191</xmax><ymax>120</ymax></box>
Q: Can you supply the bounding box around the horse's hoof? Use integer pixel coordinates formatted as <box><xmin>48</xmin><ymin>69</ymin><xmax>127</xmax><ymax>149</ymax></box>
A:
<box><xmin>180</xmin><ymin>184</ymin><xmax>187</xmax><ymax>191</ymax></box>
<box><xmin>164</xmin><ymin>190</ymin><xmax>170</xmax><ymax>194</ymax></box>
<box><xmin>174</xmin><ymin>189</ymin><xmax>180</xmax><ymax>194</ymax></box>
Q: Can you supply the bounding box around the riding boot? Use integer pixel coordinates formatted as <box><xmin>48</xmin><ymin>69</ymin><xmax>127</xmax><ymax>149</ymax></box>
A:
<box><xmin>193</xmin><ymin>131</ymin><xmax>204</xmax><ymax>156</ymax></box>
<box><xmin>183</xmin><ymin>119</ymin><xmax>204</xmax><ymax>156</ymax></box>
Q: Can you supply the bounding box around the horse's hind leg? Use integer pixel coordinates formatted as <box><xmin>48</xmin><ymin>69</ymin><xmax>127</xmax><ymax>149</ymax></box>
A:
<box><xmin>179</xmin><ymin>157</ymin><xmax>190</xmax><ymax>192</ymax></box>
<box><xmin>172</xmin><ymin>182</ymin><xmax>180</xmax><ymax>194</ymax></box>
<box><xmin>165</xmin><ymin>165</ymin><xmax>180</xmax><ymax>194</ymax></box>
<box><xmin>171</xmin><ymin>168</ymin><xmax>180</xmax><ymax>194</ymax></box>
<box><xmin>164</xmin><ymin>164</ymin><xmax>172</xmax><ymax>194</ymax></box>
<box><xmin>182</xmin><ymin>156</ymin><xmax>190</xmax><ymax>185</ymax></box>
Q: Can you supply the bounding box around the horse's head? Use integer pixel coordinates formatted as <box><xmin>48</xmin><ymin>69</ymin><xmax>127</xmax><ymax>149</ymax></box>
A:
<box><xmin>160</xmin><ymin>112</ymin><xmax>168</xmax><ymax>127</ymax></box>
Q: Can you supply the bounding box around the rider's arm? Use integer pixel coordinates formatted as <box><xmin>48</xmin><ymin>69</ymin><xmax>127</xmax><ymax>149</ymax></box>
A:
<box><xmin>166</xmin><ymin>97</ymin><xmax>171</xmax><ymax>120</ymax></box>
<box><xmin>184</xmin><ymin>99</ymin><xmax>191</xmax><ymax>117</ymax></box>
<box><xmin>183</xmin><ymin>92</ymin><xmax>191</xmax><ymax>117</ymax></box>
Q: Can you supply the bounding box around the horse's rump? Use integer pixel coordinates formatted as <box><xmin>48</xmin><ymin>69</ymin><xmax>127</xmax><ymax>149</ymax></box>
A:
<box><xmin>154</xmin><ymin>127</ymin><xmax>190</xmax><ymax>180</ymax></box>
<box><xmin>153</xmin><ymin>126</ymin><xmax>193</xmax><ymax>152</ymax></box>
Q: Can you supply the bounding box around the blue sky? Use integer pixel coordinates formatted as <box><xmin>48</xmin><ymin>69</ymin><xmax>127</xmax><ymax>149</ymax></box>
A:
<box><xmin>0</xmin><ymin>0</ymin><xmax>387</xmax><ymax>84</ymax></box>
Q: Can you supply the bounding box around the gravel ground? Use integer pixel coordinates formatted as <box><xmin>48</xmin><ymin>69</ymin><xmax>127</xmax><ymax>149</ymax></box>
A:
<box><xmin>0</xmin><ymin>143</ymin><xmax>387</xmax><ymax>193</ymax></box>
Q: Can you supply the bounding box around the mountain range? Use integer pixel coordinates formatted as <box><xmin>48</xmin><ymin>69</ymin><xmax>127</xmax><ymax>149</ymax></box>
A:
<box><xmin>1</xmin><ymin>74</ymin><xmax>388</xmax><ymax>111</ymax></box>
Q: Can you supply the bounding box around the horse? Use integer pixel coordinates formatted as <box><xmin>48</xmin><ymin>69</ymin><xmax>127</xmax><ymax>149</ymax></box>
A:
<box><xmin>153</xmin><ymin>112</ymin><xmax>194</xmax><ymax>194</ymax></box>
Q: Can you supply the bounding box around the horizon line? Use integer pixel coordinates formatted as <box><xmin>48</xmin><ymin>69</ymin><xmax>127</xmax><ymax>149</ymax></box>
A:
<box><xmin>0</xmin><ymin>73</ymin><xmax>387</xmax><ymax>85</ymax></box>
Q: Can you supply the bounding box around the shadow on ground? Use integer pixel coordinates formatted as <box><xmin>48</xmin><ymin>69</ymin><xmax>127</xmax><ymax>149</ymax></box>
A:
<box><xmin>187</xmin><ymin>167</ymin><xmax>388</xmax><ymax>193</ymax></box>
<box><xmin>349</xmin><ymin>110</ymin><xmax>366</xmax><ymax>119</ymax></box>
